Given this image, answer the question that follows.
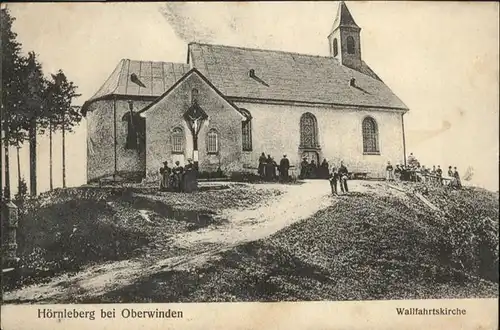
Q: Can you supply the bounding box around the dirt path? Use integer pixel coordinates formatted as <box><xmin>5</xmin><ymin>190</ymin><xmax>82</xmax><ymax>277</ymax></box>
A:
<box><xmin>3</xmin><ymin>180</ymin><xmax>338</xmax><ymax>303</ymax></box>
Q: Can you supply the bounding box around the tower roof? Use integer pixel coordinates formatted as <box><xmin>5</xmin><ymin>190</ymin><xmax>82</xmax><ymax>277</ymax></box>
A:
<box><xmin>330</xmin><ymin>1</ymin><xmax>360</xmax><ymax>33</ymax></box>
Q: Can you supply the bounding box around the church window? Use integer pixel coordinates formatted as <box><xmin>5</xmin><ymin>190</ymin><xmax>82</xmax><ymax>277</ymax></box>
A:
<box><xmin>362</xmin><ymin>117</ymin><xmax>379</xmax><ymax>154</ymax></box>
<box><xmin>333</xmin><ymin>38</ymin><xmax>338</xmax><ymax>57</ymax></box>
<box><xmin>207</xmin><ymin>128</ymin><xmax>219</xmax><ymax>154</ymax></box>
<box><xmin>242</xmin><ymin>120</ymin><xmax>252</xmax><ymax>151</ymax></box>
<box><xmin>240</xmin><ymin>108</ymin><xmax>252</xmax><ymax>151</ymax></box>
<box><xmin>347</xmin><ymin>36</ymin><xmax>355</xmax><ymax>54</ymax></box>
<box><xmin>300</xmin><ymin>112</ymin><xmax>319</xmax><ymax>148</ymax></box>
<box><xmin>171</xmin><ymin>127</ymin><xmax>184</xmax><ymax>153</ymax></box>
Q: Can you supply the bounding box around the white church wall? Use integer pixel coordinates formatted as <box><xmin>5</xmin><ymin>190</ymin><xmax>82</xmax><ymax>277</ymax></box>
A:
<box><xmin>235</xmin><ymin>101</ymin><xmax>405</xmax><ymax>178</ymax></box>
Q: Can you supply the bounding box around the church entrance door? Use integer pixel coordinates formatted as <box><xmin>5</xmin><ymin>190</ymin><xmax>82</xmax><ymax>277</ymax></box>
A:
<box><xmin>302</xmin><ymin>151</ymin><xmax>319</xmax><ymax>165</ymax></box>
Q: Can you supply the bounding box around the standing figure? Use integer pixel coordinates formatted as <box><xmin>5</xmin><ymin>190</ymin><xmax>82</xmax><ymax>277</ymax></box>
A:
<box><xmin>265</xmin><ymin>155</ymin><xmax>276</xmax><ymax>181</ymax></box>
<box><xmin>407</xmin><ymin>153</ymin><xmax>418</xmax><ymax>168</ymax></box>
<box><xmin>329</xmin><ymin>166</ymin><xmax>339</xmax><ymax>195</ymax></box>
<box><xmin>279</xmin><ymin>154</ymin><xmax>290</xmax><ymax>183</ymax></box>
<box><xmin>394</xmin><ymin>164</ymin><xmax>402</xmax><ymax>181</ymax></box>
<box><xmin>258</xmin><ymin>152</ymin><xmax>267</xmax><ymax>178</ymax></box>
<box><xmin>453</xmin><ymin>167</ymin><xmax>462</xmax><ymax>189</ymax></box>
<box><xmin>447</xmin><ymin>166</ymin><xmax>453</xmax><ymax>177</ymax></box>
<box><xmin>386</xmin><ymin>161</ymin><xmax>394</xmax><ymax>181</ymax></box>
<box><xmin>300</xmin><ymin>157</ymin><xmax>309</xmax><ymax>180</ymax></box>
<box><xmin>171</xmin><ymin>161</ymin><xmax>184</xmax><ymax>192</ymax></box>
<box><xmin>309</xmin><ymin>160</ymin><xmax>317</xmax><ymax>179</ymax></box>
<box><xmin>159</xmin><ymin>161</ymin><xmax>171</xmax><ymax>191</ymax></box>
<box><xmin>436</xmin><ymin>165</ymin><xmax>443</xmax><ymax>185</ymax></box>
<box><xmin>183</xmin><ymin>158</ymin><xmax>197</xmax><ymax>193</ymax></box>
<box><xmin>338</xmin><ymin>161</ymin><xmax>349</xmax><ymax>193</ymax></box>
<box><xmin>320</xmin><ymin>159</ymin><xmax>329</xmax><ymax>179</ymax></box>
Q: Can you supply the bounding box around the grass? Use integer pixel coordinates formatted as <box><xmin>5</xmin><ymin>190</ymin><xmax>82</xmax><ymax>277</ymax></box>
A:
<box><xmin>87</xmin><ymin>186</ymin><xmax>499</xmax><ymax>303</ymax></box>
<box><xmin>2</xmin><ymin>184</ymin><xmax>282</xmax><ymax>291</ymax></box>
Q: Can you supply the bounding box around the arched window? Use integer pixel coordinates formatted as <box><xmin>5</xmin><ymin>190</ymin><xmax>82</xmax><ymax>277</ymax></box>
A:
<box><xmin>333</xmin><ymin>38</ymin><xmax>338</xmax><ymax>57</ymax></box>
<box><xmin>347</xmin><ymin>36</ymin><xmax>355</xmax><ymax>54</ymax></box>
<box><xmin>362</xmin><ymin>117</ymin><xmax>379</xmax><ymax>153</ymax></box>
<box><xmin>171</xmin><ymin>127</ymin><xmax>184</xmax><ymax>153</ymax></box>
<box><xmin>240</xmin><ymin>108</ymin><xmax>252</xmax><ymax>151</ymax></box>
<box><xmin>207</xmin><ymin>128</ymin><xmax>219</xmax><ymax>154</ymax></box>
<box><xmin>300</xmin><ymin>113</ymin><xmax>319</xmax><ymax>148</ymax></box>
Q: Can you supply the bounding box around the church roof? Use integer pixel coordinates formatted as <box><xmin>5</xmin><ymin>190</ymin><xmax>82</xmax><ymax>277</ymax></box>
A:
<box><xmin>188</xmin><ymin>43</ymin><xmax>408</xmax><ymax>110</ymax></box>
<box><xmin>86</xmin><ymin>59</ymin><xmax>190</xmax><ymax>102</ymax></box>
<box><xmin>330</xmin><ymin>1</ymin><xmax>360</xmax><ymax>33</ymax></box>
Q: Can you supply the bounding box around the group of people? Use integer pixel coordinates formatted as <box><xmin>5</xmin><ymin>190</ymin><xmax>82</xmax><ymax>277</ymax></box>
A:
<box><xmin>384</xmin><ymin>153</ymin><xmax>462</xmax><ymax>188</ymax></box>
<box><xmin>159</xmin><ymin>159</ymin><xmax>198</xmax><ymax>193</ymax></box>
<box><xmin>257</xmin><ymin>153</ymin><xmax>337</xmax><ymax>183</ymax></box>
<box><xmin>328</xmin><ymin>161</ymin><xmax>350</xmax><ymax>195</ymax></box>
<box><xmin>257</xmin><ymin>153</ymin><xmax>292</xmax><ymax>182</ymax></box>
<box><xmin>299</xmin><ymin>158</ymin><xmax>331</xmax><ymax>180</ymax></box>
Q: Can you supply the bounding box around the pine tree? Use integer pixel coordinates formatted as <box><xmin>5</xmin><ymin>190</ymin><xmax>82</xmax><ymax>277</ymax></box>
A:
<box><xmin>44</xmin><ymin>70</ymin><xmax>81</xmax><ymax>189</ymax></box>
<box><xmin>1</xmin><ymin>7</ymin><xmax>27</xmax><ymax>200</ymax></box>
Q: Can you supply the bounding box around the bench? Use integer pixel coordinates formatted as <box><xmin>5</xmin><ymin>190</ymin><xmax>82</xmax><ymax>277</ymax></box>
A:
<box><xmin>349</xmin><ymin>172</ymin><xmax>369</xmax><ymax>180</ymax></box>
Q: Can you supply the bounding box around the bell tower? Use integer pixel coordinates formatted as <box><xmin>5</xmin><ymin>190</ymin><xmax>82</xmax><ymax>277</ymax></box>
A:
<box><xmin>328</xmin><ymin>1</ymin><xmax>362</xmax><ymax>71</ymax></box>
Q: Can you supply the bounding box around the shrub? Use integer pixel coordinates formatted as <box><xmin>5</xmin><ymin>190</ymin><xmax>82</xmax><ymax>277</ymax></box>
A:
<box><xmin>229</xmin><ymin>172</ymin><xmax>262</xmax><ymax>183</ymax></box>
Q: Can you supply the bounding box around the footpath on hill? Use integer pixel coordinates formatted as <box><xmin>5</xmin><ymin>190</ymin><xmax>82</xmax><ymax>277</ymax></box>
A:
<box><xmin>4</xmin><ymin>179</ymin><xmax>345</xmax><ymax>303</ymax></box>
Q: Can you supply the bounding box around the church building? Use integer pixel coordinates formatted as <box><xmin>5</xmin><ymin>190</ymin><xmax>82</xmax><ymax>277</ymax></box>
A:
<box><xmin>82</xmin><ymin>2</ymin><xmax>409</xmax><ymax>183</ymax></box>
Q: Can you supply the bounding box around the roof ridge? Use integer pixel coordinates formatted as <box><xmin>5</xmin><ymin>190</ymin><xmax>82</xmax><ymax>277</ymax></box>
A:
<box><xmin>189</xmin><ymin>42</ymin><xmax>334</xmax><ymax>61</ymax></box>
<box><xmin>126</xmin><ymin>59</ymin><xmax>189</xmax><ymax>66</ymax></box>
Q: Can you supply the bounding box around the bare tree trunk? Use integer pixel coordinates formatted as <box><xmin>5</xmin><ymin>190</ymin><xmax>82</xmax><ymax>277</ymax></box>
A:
<box><xmin>17</xmin><ymin>146</ymin><xmax>21</xmax><ymax>191</ymax></box>
<box><xmin>29</xmin><ymin>119</ymin><xmax>37</xmax><ymax>196</ymax></box>
<box><xmin>4</xmin><ymin>126</ymin><xmax>11</xmax><ymax>201</ymax></box>
<box><xmin>49</xmin><ymin>121</ymin><xmax>53</xmax><ymax>191</ymax></box>
<box><xmin>0</xmin><ymin>105</ymin><xmax>3</xmax><ymax>201</ymax></box>
<box><xmin>62</xmin><ymin>115</ymin><xmax>66</xmax><ymax>188</ymax></box>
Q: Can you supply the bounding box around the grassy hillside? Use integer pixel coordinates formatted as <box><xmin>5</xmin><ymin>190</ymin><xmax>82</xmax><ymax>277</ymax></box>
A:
<box><xmin>88</xmin><ymin>185</ymin><xmax>499</xmax><ymax>303</ymax></box>
<box><xmin>2</xmin><ymin>184</ymin><xmax>281</xmax><ymax>291</ymax></box>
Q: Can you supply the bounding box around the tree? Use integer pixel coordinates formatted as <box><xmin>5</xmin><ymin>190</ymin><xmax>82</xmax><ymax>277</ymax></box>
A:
<box><xmin>44</xmin><ymin>70</ymin><xmax>81</xmax><ymax>189</ymax></box>
<box><xmin>1</xmin><ymin>7</ymin><xmax>28</xmax><ymax>201</ymax></box>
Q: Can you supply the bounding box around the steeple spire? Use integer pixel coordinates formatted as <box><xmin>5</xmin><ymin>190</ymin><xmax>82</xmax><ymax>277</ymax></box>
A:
<box><xmin>327</xmin><ymin>1</ymin><xmax>362</xmax><ymax>71</ymax></box>
<box><xmin>331</xmin><ymin>1</ymin><xmax>360</xmax><ymax>34</ymax></box>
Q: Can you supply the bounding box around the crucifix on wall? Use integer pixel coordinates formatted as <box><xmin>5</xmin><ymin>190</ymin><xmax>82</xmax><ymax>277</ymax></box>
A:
<box><xmin>183</xmin><ymin>101</ymin><xmax>208</xmax><ymax>167</ymax></box>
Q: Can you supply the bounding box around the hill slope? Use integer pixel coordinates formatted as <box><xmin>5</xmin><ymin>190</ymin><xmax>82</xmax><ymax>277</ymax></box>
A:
<box><xmin>86</xmin><ymin>183</ymin><xmax>499</xmax><ymax>303</ymax></box>
<box><xmin>3</xmin><ymin>181</ymin><xmax>498</xmax><ymax>303</ymax></box>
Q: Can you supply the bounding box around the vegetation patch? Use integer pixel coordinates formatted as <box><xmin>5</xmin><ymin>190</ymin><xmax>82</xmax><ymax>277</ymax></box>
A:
<box><xmin>90</xmin><ymin>187</ymin><xmax>498</xmax><ymax>302</ymax></box>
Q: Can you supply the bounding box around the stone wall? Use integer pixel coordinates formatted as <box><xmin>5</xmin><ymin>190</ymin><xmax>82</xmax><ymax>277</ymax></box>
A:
<box><xmin>86</xmin><ymin>100</ymin><xmax>114</xmax><ymax>182</ymax></box>
<box><xmin>86</xmin><ymin>98</ymin><xmax>152</xmax><ymax>183</ymax></box>
<box><xmin>144</xmin><ymin>72</ymin><xmax>244</xmax><ymax>176</ymax></box>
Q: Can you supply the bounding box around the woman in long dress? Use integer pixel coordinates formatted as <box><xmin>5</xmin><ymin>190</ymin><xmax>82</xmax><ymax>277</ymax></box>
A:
<box><xmin>159</xmin><ymin>161</ymin><xmax>171</xmax><ymax>191</ymax></box>
<box><xmin>171</xmin><ymin>161</ymin><xmax>184</xmax><ymax>192</ymax></box>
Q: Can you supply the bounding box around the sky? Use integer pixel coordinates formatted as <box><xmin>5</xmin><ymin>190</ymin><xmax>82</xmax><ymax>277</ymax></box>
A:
<box><xmin>2</xmin><ymin>1</ymin><xmax>499</xmax><ymax>193</ymax></box>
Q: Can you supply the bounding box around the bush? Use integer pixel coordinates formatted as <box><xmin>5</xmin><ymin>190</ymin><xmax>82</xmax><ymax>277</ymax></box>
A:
<box><xmin>229</xmin><ymin>172</ymin><xmax>262</xmax><ymax>183</ymax></box>
<box><xmin>198</xmin><ymin>169</ymin><xmax>227</xmax><ymax>180</ymax></box>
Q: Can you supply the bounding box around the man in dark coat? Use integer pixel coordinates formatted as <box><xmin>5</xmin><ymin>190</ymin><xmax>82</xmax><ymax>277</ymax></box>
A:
<box><xmin>320</xmin><ymin>159</ymin><xmax>329</xmax><ymax>179</ymax></box>
<box><xmin>279</xmin><ymin>155</ymin><xmax>290</xmax><ymax>183</ymax></box>
<box><xmin>265</xmin><ymin>155</ymin><xmax>276</xmax><ymax>181</ymax></box>
<box><xmin>329</xmin><ymin>166</ymin><xmax>339</xmax><ymax>195</ymax></box>
<box><xmin>310</xmin><ymin>160</ymin><xmax>317</xmax><ymax>179</ymax></box>
<box><xmin>258</xmin><ymin>152</ymin><xmax>266</xmax><ymax>178</ymax></box>
<box><xmin>300</xmin><ymin>157</ymin><xmax>308</xmax><ymax>180</ymax></box>
<box><xmin>338</xmin><ymin>161</ymin><xmax>349</xmax><ymax>193</ymax></box>
<box><xmin>436</xmin><ymin>165</ymin><xmax>443</xmax><ymax>185</ymax></box>
<box><xmin>183</xmin><ymin>158</ymin><xmax>197</xmax><ymax>193</ymax></box>
<box><xmin>159</xmin><ymin>161</ymin><xmax>171</xmax><ymax>191</ymax></box>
